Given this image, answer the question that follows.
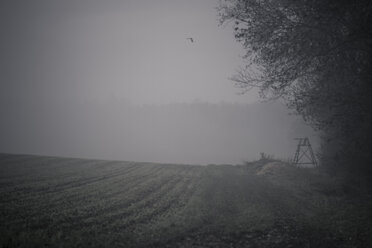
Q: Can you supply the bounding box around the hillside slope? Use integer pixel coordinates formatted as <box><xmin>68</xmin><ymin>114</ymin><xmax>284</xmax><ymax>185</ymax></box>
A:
<box><xmin>0</xmin><ymin>154</ymin><xmax>371</xmax><ymax>247</ymax></box>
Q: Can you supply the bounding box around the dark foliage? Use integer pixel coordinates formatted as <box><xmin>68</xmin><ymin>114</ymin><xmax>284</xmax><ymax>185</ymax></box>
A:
<box><xmin>218</xmin><ymin>0</ymin><xmax>372</xmax><ymax>181</ymax></box>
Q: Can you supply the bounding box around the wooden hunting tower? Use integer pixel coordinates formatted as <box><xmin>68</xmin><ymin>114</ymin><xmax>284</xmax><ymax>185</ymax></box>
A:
<box><xmin>293</xmin><ymin>137</ymin><xmax>317</xmax><ymax>167</ymax></box>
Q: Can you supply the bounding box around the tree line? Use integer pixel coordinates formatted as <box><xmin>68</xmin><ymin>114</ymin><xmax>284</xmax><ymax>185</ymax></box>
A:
<box><xmin>218</xmin><ymin>0</ymin><xmax>372</xmax><ymax>183</ymax></box>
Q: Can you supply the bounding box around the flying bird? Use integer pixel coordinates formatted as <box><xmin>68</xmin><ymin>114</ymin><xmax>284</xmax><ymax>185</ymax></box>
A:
<box><xmin>186</xmin><ymin>37</ymin><xmax>194</xmax><ymax>43</ymax></box>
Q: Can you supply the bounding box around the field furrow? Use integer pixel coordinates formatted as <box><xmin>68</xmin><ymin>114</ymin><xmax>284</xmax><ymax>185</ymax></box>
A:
<box><xmin>2</xmin><ymin>154</ymin><xmax>370</xmax><ymax>248</ymax></box>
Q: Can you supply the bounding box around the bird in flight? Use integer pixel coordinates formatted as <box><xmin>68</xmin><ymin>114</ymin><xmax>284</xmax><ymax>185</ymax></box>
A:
<box><xmin>186</xmin><ymin>37</ymin><xmax>194</xmax><ymax>43</ymax></box>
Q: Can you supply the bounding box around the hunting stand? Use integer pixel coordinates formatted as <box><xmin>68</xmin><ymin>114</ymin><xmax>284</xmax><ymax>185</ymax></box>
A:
<box><xmin>292</xmin><ymin>137</ymin><xmax>317</xmax><ymax>167</ymax></box>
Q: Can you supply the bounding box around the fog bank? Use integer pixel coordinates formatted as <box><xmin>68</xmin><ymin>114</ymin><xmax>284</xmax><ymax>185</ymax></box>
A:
<box><xmin>0</xmin><ymin>99</ymin><xmax>318</xmax><ymax>165</ymax></box>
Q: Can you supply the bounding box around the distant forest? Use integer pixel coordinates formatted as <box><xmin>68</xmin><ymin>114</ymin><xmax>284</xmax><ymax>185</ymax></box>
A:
<box><xmin>0</xmin><ymin>99</ymin><xmax>317</xmax><ymax>165</ymax></box>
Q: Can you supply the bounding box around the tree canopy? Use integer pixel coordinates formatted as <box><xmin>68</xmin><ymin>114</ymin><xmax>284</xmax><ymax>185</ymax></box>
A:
<box><xmin>218</xmin><ymin>0</ymin><xmax>372</xmax><ymax>178</ymax></box>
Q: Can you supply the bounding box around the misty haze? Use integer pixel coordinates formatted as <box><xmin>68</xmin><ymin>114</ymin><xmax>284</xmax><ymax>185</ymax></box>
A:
<box><xmin>1</xmin><ymin>0</ymin><xmax>372</xmax><ymax>247</ymax></box>
<box><xmin>0</xmin><ymin>98</ymin><xmax>317</xmax><ymax>165</ymax></box>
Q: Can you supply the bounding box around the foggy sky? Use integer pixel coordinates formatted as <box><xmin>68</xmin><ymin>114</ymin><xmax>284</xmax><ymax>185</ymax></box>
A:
<box><xmin>0</xmin><ymin>0</ymin><xmax>319</xmax><ymax>164</ymax></box>
<box><xmin>1</xmin><ymin>0</ymin><xmax>253</xmax><ymax>105</ymax></box>
<box><xmin>1</xmin><ymin>98</ymin><xmax>318</xmax><ymax>165</ymax></box>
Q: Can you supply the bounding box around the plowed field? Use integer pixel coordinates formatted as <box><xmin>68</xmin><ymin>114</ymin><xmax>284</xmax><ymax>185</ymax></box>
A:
<box><xmin>1</xmin><ymin>154</ymin><xmax>371</xmax><ymax>247</ymax></box>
